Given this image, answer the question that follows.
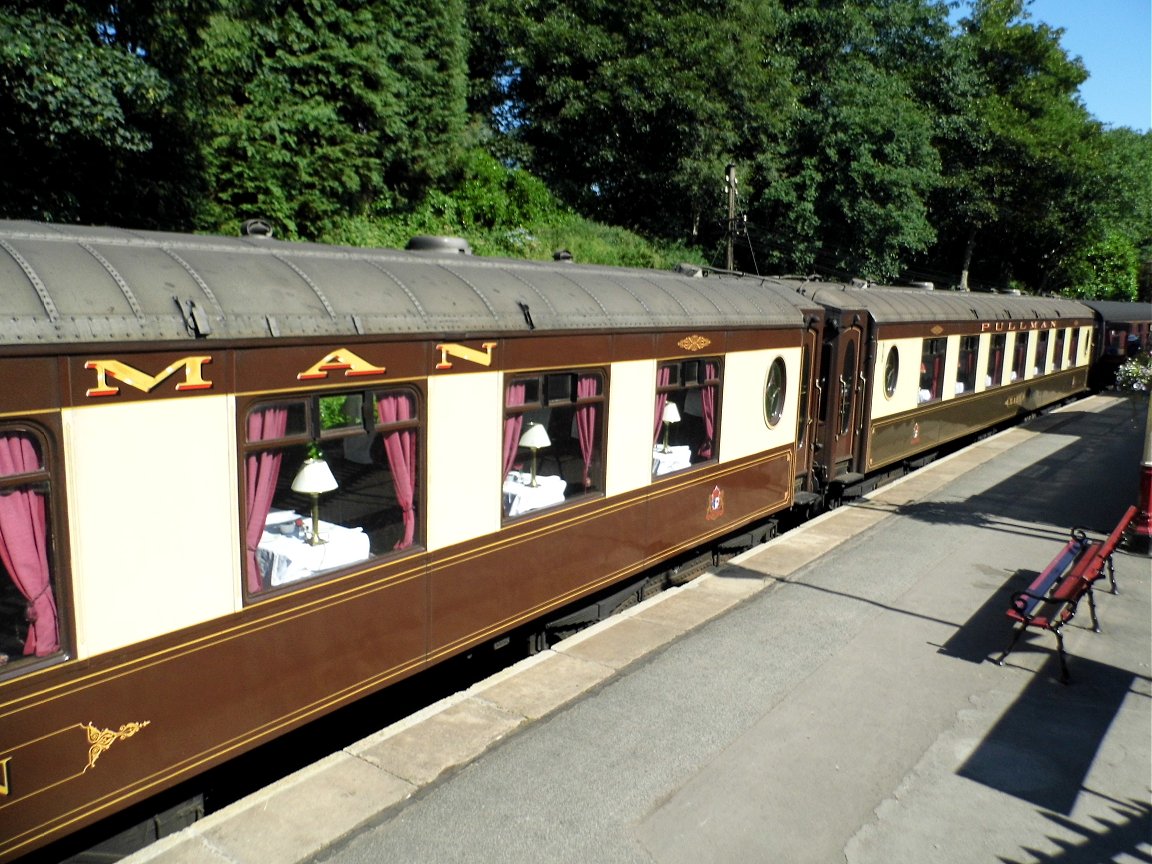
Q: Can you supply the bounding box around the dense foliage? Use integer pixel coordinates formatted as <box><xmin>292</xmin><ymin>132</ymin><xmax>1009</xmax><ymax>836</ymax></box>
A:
<box><xmin>1</xmin><ymin>0</ymin><xmax>1147</xmax><ymax>298</ymax></box>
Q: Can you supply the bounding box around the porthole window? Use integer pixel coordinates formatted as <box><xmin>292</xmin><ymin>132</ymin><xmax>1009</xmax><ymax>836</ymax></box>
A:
<box><xmin>764</xmin><ymin>358</ymin><xmax>786</xmax><ymax>427</ymax></box>
<box><xmin>883</xmin><ymin>347</ymin><xmax>899</xmax><ymax>399</ymax></box>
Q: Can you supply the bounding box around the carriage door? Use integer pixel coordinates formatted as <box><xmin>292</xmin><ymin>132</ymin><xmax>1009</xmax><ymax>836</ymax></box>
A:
<box><xmin>829</xmin><ymin>324</ymin><xmax>864</xmax><ymax>478</ymax></box>
<box><xmin>794</xmin><ymin>322</ymin><xmax>821</xmax><ymax>492</ymax></box>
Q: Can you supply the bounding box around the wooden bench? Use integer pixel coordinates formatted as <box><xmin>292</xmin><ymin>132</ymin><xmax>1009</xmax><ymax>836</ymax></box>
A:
<box><xmin>996</xmin><ymin>505</ymin><xmax>1137</xmax><ymax>683</ymax></box>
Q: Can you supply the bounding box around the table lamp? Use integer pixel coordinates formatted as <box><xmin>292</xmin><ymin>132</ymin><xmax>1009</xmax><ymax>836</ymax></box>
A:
<box><xmin>519</xmin><ymin>422</ymin><xmax>551</xmax><ymax>487</ymax></box>
<box><xmin>291</xmin><ymin>456</ymin><xmax>339</xmax><ymax>545</ymax></box>
<box><xmin>660</xmin><ymin>402</ymin><xmax>681</xmax><ymax>452</ymax></box>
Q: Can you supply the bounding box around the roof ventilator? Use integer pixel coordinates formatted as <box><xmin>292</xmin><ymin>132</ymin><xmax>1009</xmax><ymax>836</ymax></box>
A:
<box><xmin>175</xmin><ymin>297</ymin><xmax>212</xmax><ymax>338</ymax></box>
<box><xmin>406</xmin><ymin>235</ymin><xmax>472</xmax><ymax>255</ymax></box>
<box><xmin>241</xmin><ymin>219</ymin><xmax>274</xmax><ymax>238</ymax></box>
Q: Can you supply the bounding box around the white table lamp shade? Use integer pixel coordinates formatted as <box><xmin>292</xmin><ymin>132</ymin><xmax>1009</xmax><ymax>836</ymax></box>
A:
<box><xmin>519</xmin><ymin>422</ymin><xmax>551</xmax><ymax>449</ymax></box>
<box><xmin>292</xmin><ymin>458</ymin><xmax>339</xmax><ymax>494</ymax></box>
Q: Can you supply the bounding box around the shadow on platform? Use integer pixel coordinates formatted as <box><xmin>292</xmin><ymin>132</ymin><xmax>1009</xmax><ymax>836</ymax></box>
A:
<box><xmin>998</xmin><ymin>794</ymin><xmax>1151</xmax><ymax>864</ymax></box>
<box><xmin>958</xmin><ymin>657</ymin><xmax>1145</xmax><ymax>815</ymax></box>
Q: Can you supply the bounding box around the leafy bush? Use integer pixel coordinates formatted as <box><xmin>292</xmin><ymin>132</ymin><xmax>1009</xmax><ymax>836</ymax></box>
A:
<box><xmin>319</xmin><ymin>152</ymin><xmax>706</xmax><ymax>271</ymax></box>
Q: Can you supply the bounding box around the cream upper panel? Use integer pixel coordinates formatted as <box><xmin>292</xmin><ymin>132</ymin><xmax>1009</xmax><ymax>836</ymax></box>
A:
<box><xmin>64</xmin><ymin>396</ymin><xmax>238</xmax><ymax>658</ymax></box>
<box><xmin>869</xmin><ymin>338</ymin><xmax>927</xmax><ymax>419</ymax></box>
<box><xmin>718</xmin><ymin>347</ymin><xmax>801</xmax><ymax>463</ymax></box>
<box><xmin>605</xmin><ymin>360</ymin><xmax>658</xmax><ymax>497</ymax></box>
<box><xmin>425</xmin><ymin>371</ymin><xmax>502</xmax><ymax>551</ymax></box>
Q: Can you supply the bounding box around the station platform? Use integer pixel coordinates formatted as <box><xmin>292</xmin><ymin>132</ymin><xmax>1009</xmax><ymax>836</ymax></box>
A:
<box><xmin>124</xmin><ymin>394</ymin><xmax>1150</xmax><ymax>864</ymax></box>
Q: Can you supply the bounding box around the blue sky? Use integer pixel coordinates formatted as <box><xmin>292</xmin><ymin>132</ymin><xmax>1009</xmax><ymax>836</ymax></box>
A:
<box><xmin>953</xmin><ymin>0</ymin><xmax>1151</xmax><ymax>132</ymax></box>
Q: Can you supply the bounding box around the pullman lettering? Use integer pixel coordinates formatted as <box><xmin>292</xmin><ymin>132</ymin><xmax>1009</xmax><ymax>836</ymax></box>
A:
<box><xmin>979</xmin><ymin>320</ymin><xmax>1061</xmax><ymax>333</ymax></box>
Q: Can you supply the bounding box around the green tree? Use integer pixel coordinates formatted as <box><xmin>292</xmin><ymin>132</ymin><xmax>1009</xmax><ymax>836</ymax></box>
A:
<box><xmin>747</xmin><ymin>0</ymin><xmax>946</xmax><ymax>279</ymax></box>
<box><xmin>927</xmin><ymin>0</ymin><xmax>1103</xmax><ymax>292</ymax></box>
<box><xmin>469</xmin><ymin>0</ymin><xmax>797</xmax><ymax>248</ymax></box>
<box><xmin>189</xmin><ymin>0</ymin><xmax>467</xmax><ymax>238</ymax></box>
<box><xmin>0</xmin><ymin>0</ymin><xmax>172</xmax><ymax>224</ymax></box>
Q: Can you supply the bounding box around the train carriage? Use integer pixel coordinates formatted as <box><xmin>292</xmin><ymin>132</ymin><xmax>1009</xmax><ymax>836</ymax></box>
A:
<box><xmin>800</xmin><ymin>283</ymin><xmax>1094</xmax><ymax>494</ymax></box>
<box><xmin>1079</xmin><ymin>299</ymin><xmax>1152</xmax><ymax>391</ymax></box>
<box><xmin>0</xmin><ymin>223</ymin><xmax>816</xmax><ymax>861</ymax></box>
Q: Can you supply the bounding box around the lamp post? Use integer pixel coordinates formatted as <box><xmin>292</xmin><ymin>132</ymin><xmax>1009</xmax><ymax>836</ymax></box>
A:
<box><xmin>291</xmin><ymin>456</ymin><xmax>339</xmax><ymax>545</ymax></box>
<box><xmin>660</xmin><ymin>402</ymin><xmax>681</xmax><ymax>453</ymax></box>
<box><xmin>519</xmin><ymin>422</ymin><xmax>551</xmax><ymax>487</ymax></box>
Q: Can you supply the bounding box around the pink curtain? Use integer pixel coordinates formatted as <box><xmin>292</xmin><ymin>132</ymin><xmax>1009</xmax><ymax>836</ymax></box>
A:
<box><xmin>698</xmin><ymin>361</ymin><xmax>717</xmax><ymax>459</ymax></box>
<box><xmin>0</xmin><ymin>433</ymin><xmax>59</xmax><ymax>656</ymax></box>
<box><xmin>244</xmin><ymin>406</ymin><xmax>288</xmax><ymax>593</ymax></box>
<box><xmin>377</xmin><ymin>394</ymin><xmax>417</xmax><ymax>549</ymax></box>
<box><xmin>575</xmin><ymin>375</ymin><xmax>598</xmax><ymax>488</ymax></box>
<box><xmin>653</xmin><ymin>365</ymin><xmax>672</xmax><ymax>445</ymax></box>
<box><xmin>502</xmin><ymin>382</ymin><xmax>527</xmax><ymax>477</ymax></box>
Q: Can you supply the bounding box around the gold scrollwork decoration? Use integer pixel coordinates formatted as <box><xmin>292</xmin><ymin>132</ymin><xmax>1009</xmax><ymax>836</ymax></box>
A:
<box><xmin>677</xmin><ymin>335</ymin><xmax>712</xmax><ymax>352</ymax></box>
<box><xmin>82</xmin><ymin>721</ymin><xmax>150</xmax><ymax>771</ymax></box>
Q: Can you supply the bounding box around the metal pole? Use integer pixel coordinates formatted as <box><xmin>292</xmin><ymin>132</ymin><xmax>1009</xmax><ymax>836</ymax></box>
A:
<box><xmin>1134</xmin><ymin>386</ymin><xmax>1152</xmax><ymax>555</ymax></box>
<box><xmin>726</xmin><ymin>164</ymin><xmax>736</xmax><ymax>272</ymax></box>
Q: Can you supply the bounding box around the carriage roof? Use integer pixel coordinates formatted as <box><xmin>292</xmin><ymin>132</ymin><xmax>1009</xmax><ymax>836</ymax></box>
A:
<box><xmin>0</xmin><ymin>222</ymin><xmax>809</xmax><ymax>346</ymax></box>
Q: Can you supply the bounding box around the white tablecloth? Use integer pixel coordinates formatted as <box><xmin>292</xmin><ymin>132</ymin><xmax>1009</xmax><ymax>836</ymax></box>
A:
<box><xmin>503</xmin><ymin>472</ymin><xmax>567</xmax><ymax>517</ymax></box>
<box><xmin>258</xmin><ymin>516</ymin><xmax>370</xmax><ymax>586</ymax></box>
<box><xmin>652</xmin><ymin>445</ymin><xmax>692</xmax><ymax>476</ymax></box>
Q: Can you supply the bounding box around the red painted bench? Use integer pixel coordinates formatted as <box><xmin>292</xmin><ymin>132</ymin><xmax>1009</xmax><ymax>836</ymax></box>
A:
<box><xmin>996</xmin><ymin>506</ymin><xmax>1137</xmax><ymax>683</ymax></box>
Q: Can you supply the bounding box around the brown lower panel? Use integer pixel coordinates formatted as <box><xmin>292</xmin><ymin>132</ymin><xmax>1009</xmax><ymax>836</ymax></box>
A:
<box><xmin>427</xmin><ymin>448</ymin><xmax>794</xmax><ymax>659</ymax></box>
<box><xmin>867</xmin><ymin>370</ymin><xmax>1087</xmax><ymax>471</ymax></box>
<box><xmin>0</xmin><ymin>566</ymin><xmax>428</xmax><ymax>863</ymax></box>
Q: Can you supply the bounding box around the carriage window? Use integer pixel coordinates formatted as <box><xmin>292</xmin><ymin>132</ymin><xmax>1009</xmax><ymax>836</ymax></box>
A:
<box><xmin>986</xmin><ymin>334</ymin><xmax>1006</xmax><ymax>389</ymax></box>
<box><xmin>1052</xmin><ymin>329</ymin><xmax>1066</xmax><ymax>371</ymax></box>
<box><xmin>883</xmin><ymin>346</ymin><xmax>899</xmax><ymax>399</ymax></box>
<box><xmin>1035</xmin><ymin>330</ymin><xmax>1050</xmax><ymax>375</ymax></box>
<box><xmin>839</xmin><ymin>341</ymin><xmax>857</xmax><ymax>434</ymax></box>
<box><xmin>0</xmin><ymin>427</ymin><xmax>63</xmax><ymax>675</ymax></box>
<box><xmin>654</xmin><ymin>358</ymin><xmax>721</xmax><ymax>476</ymax></box>
<box><xmin>918</xmin><ymin>339</ymin><xmax>946</xmax><ymax>403</ymax></box>
<box><xmin>503</xmin><ymin>370</ymin><xmax>605</xmax><ymax>518</ymax></box>
<box><xmin>242</xmin><ymin>388</ymin><xmax>420</xmax><ymax>596</ymax></box>
<box><xmin>1011</xmin><ymin>334</ymin><xmax>1028</xmax><ymax>382</ymax></box>
<box><xmin>764</xmin><ymin>358</ymin><xmax>787</xmax><ymax>427</ymax></box>
<box><xmin>1068</xmin><ymin>328</ymin><xmax>1080</xmax><ymax>366</ymax></box>
<box><xmin>957</xmin><ymin>336</ymin><xmax>979</xmax><ymax>394</ymax></box>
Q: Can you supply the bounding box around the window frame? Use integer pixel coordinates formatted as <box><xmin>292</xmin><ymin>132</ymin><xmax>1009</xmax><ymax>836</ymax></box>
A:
<box><xmin>0</xmin><ymin>421</ymin><xmax>68</xmax><ymax>680</ymax></box>
<box><xmin>764</xmin><ymin>357</ymin><xmax>787</xmax><ymax>428</ymax></box>
<box><xmin>883</xmin><ymin>346</ymin><xmax>899</xmax><ymax>399</ymax></box>
<box><xmin>1011</xmin><ymin>334</ymin><xmax>1028</xmax><ymax>382</ymax></box>
<box><xmin>957</xmin><ymin>335</ymin><xmax>979</xmax><ymax>394</ymax></box>
<box><xmin>985</xmin><ymin>334</ymin><xmax>1006</xmax><ymax>390</ymax></box>
<box><xmin>1035</xmin><ymin>330</ymin><xmax>1050</xmax><ymax>375</ymax></box>
<box><xmin>502</xmin><ymin>367</ymin><xmax>606</xmax><ymax>519</ymax></box>
<box><xmin>239</xmin><ymin>385</ymin><xmax>423</xmax><ymax>600</ymax></box>
<box><xmin>918</xmin><ymin>338</ymin><xmax>947</xmax><ymax>403</ymax></box>
<box><xmin>654</xmin><ymin>357</ymin><xmax>723</xmax><ymax>476</ymax></box>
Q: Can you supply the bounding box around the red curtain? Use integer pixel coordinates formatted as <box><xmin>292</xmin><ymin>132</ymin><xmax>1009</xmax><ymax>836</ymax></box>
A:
<box><xmin>653</xmin><ymin>365</ymin><xmax>672</xmax><ymax>445</ymax></box>
<box><xmin>0</xmin><ymin>433</ymin><xmax>59</xmax><ymax>656</ymax></box>
<box><xmin>244</xmin><ymin>406</ymin><xmax>288</xmax><ymax>593</ymax></box>
<box><xmin>699</xmin><ymin>361</ymin><xmax>717</xmax><ymax>459</ymax></box>
<box><xmin>377</xmin><ymin>394</ymin><xmax>417</xmax><ymax>549</ymax></box>
<box><xmin>503</xmin><ymin>382</ymin><xmax>527</xmax><ymax>477</ymax></box>
<box><xmin>575</xmin><ymin>375</ymin><xmax>598</xmax><ymax>488</ymax></box>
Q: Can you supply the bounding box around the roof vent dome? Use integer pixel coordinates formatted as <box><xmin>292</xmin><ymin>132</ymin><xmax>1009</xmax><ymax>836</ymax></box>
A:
<box><xmin>406</xmin><ymin>235</ymin><xmax>472</xmax><ymax>255</ymax></box>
